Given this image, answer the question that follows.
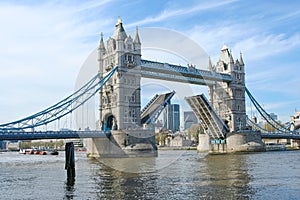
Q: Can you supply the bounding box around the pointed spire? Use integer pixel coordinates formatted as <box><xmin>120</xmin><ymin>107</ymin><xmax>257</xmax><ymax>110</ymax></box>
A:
<box><xmin>116</xmin><ymin>16</ymin><xmax>122</xmax><ymax>26</ymax></box>
<box><xmin>229</xmin><ymin>50</ymin><xmax>234</xmax><ymax>64</ymax></box>
<box><xmin>221</xmin><ymin>44</ymin><xmax>229</xmax><ymax>51</ymax></box>
<box><xmin>134</xmin><ymin>26</ymin><xmax>141</xmax><ymax>44</ymax></box>
<box><xmin>99</xmin><ymin>32</ymin><xmax>105</xmax><ymax>50</ymax></box>
<box><xmin>240</xmin><ymin>51</ymin><xmax>244</xmax><ymax>66</ymax></box>
<box><xmin>208</xmin><ymin>56</ymin><xmax>213</xmax><ymax>70</ymax></box>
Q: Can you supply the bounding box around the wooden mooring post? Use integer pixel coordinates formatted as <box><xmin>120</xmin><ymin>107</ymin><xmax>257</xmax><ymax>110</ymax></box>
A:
<box><xmin>65</xmin><ymin>142</ymin><xmax>75</xmax><ymax>178</ymax></box>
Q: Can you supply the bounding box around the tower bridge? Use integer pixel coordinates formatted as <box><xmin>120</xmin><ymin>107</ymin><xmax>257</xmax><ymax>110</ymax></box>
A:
<box><xmin>1</xmin><ymin>18</ymin><xmax>299</xmax><ymax>155</ymax></box>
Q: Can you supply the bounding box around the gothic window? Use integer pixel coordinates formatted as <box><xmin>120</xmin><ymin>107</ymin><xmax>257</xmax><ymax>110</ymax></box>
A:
<box><xmin>131</xmin><ymin>109</ymin><xmax>136</xmax><ymax>122</ymax></box>
<box><xmin>131</xmin><ymin>95</ymin><xmax>135</xmax><ymax>103</ymax></box>
<box><xmin>125</xmin><ymin>54</ymin><xmax>134</xmax><ymax>65</ymax></box>
<box><xmin>224</xmin><ymin>63</ymin><xmax>228</xmax><ymax>71</ymax></box>
<box><xmin>128</xmin><ymin>44</ymin><xmax>132</xmax><ymax>50</ymax></box>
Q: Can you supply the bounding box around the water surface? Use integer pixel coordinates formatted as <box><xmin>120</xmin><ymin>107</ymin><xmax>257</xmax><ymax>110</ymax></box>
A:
<box><xmin>0</xmin><ymin>150</ymin><xmax>299</xmax><ymax>199</ymax></box>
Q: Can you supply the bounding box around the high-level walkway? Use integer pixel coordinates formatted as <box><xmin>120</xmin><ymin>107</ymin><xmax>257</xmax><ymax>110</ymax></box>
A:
<box><xmin>141</xmin><ymin>59</ymin><xmax>232</xmax><ymax>85</ymax></box>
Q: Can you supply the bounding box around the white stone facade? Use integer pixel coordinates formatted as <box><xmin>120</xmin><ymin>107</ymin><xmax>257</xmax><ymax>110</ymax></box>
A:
<box><xmin>98</xmin><ymin>18</ymin><xmax>142</xmax><ymax>130</ymax></box>
<box><xmin>209</xmin><ymin>45</ymin><xmax>246</xmax><ymax>132</ymax></box>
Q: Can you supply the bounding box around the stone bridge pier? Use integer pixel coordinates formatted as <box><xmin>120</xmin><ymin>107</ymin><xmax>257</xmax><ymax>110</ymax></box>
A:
<box><xmin>197</xmin><ymin>45</ymin><xmax>265</xmax><ymax>153</ymax></box>
<box><xmin>86</xmin><ymin>18</ymin><xmax>157</xmax><ymax>158</ymax></box>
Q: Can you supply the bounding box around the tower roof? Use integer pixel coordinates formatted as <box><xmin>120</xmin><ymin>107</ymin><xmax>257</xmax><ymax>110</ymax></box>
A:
<box><xmin>99</xmin><ymin>32</ymin><xmax>105</xmax><ymax>50</ymax></box>
<box><xmin>113</xmin><ymin>17</ymin><xmax>127</xmax><ymax>40</ymax></box>
<box><xmin>229</xmin><ymin>52</ymin><xmax>234</xmax><ymax>63</ymax></box>
<box><xmin>240</xmin><ymin>52</ymin><xmax>244</xmax><ymax>66</ymax></box>
<box><xmin>221</xmin><ymin>44</ymin><xmax>229</xmax><ymax>51</ymax></box>
<box><xmin>208</xmin><ymin>56</ymin><xmax>213</xmax><ymax>70</ymax></box>
<box><xmin>219</xmin><ymin>44</ymin><xmax>231</xmax><ymax>64</ymax></box>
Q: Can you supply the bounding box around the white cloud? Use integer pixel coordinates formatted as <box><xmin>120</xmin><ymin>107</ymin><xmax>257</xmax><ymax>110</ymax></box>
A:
<box><xmin>188</xmin><ymin>22</ymin><xmax>300</xmax><ymax>63</ymax></box>
<box><xmin>0</xmin><ymin>0</ymin><xmax>299</xmax><ymax>128</ymax></box>
<box><xmin>127</xmin><ymin>0</ymin><xmax>238</xmax><ymax>28</ymax></box>
<box><xmin>0</xmin><ymin>2</ymin><xmax>112</xmax><ymax>123</ymax></box>
<box><xmin>233</xmin><ymin>33</ymin><xmax>300</xmax><ymax>61</ymax></box>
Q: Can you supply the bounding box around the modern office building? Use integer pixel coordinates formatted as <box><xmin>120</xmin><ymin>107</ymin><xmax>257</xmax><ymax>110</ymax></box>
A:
<box><xmin>184</xmin><ymin>111</ymin><xmax>198</xmax><ymax>130</ymax></box>
<box><xmin>163</xmin><ymin>104</ymin><xmax>180</xmax><ymax>132</ymax></box>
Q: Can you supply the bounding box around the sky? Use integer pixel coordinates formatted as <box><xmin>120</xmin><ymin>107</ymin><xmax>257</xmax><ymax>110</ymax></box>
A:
<box><xmin>0</xmin><ymin>0</ymin><xmax>300</xmax><ymax>126</ymax></box>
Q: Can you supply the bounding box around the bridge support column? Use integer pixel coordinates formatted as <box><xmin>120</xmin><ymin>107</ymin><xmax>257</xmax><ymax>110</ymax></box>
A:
<box><xmin>291</xmin><ymin>139</ymin><xmax>300</xmax><ymax>149</ymax></box>
<box><xmin>197</xmin><ymin>133</ymin><xmax>210</xmax><ymax>152</ymax></box>
<box><xmin>197</xmin><ymin>131</ymin><xmax>265</xmax><ymax>153</ymax></box>
<box><xmin>86</xmin><ymin>129</ymin><xmax>157</xmax><ymax>158</ymax></box>
<box><xmin>226</xmin><ymin>131</ymin><xmax>265</xmax><ymax>152</ymax></box>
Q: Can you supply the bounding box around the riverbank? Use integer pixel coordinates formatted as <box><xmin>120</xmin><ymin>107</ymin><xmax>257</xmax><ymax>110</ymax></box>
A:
<box><xmin>157</xmin><ymin>146</ymin><xmax>197</xmax><ymax>150</ymax></box>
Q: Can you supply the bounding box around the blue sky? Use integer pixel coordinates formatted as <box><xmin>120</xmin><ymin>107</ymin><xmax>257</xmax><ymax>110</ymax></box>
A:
<box><xmin>0</xmin><ymin>0</ymin><xmax>300</xmax><ymax>125</ymax></box>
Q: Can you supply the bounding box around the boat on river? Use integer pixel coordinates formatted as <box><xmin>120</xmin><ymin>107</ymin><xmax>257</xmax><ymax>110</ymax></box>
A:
<box><xmin>19</xmin><ymin>149</ymin><xmax>59</xmax><ymax>155</ymax></box>
<box><xmin>19</xmin><ymin>149</ymin><xmax>31</xmax><ymax>154</ymax></box>
<box><xmin>265</xmin><ymin>143</ymin><xmax>286</xmax><ymax>151</ymax></box>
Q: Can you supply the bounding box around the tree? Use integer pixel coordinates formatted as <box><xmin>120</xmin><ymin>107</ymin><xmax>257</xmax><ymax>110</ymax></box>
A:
<box><xmin>188</xmin><ymin>124</ymin><xmax>203</xmax><ymax>144</ymax></box>
<box><xmin>263</xmin><ymin>123</ymin><xmax>276</xmax><ymax>132</ymax></box>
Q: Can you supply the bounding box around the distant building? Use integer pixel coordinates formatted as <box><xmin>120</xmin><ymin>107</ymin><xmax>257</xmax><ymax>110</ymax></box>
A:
<box><xmin>269</xmin><ymin>113</ymin><xmax>278</xmax><ymax>121</ymax></box>
<box><xmin>184</xmin><ymin>111</ymin><xmax>198</xmax><ymax>130</ymax></box>
<box><xmin>259</xmin><ymin>112</ymin><xmax>278</xmax><ymax>126</ymax></box>
<box><xmin>163</xmin><ymin>104</ymin><xmax>180</xmax><ymax>132</ymax></box>
<box><xmin>166</xmin><ymin>134</ymin><xmax>192</xmax><ymax>147</ymax></box>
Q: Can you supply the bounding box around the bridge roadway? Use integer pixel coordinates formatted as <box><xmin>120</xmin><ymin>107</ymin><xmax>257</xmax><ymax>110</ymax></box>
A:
<box><xmin>0</xmin><ymin>130</ymin><xmax>110</xmax><ymax>140</ymax></box>
<box><xmin>141</xmin><ymin>59</ymin><xmax>232</xmax><ymax>85</ymax></box>
<box><xmin>2</xmin><ymin>129</ymin><xmax>299</xmax><ymax>141</ymax></box>
<box><xmin>261</xmin><ymin>133</ymin><xmax>300</xmax><ymax>140</ymax></box>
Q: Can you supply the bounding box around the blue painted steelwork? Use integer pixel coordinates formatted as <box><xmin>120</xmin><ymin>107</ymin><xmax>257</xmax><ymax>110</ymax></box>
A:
<box><xmin>245</xmin><ymin>87</ymin><xmax>293</xmax><ymax>133</ymax></box>
<box><xmin>261</xmin><ymin>133</ymin><xmax>300</xmax><ymax>139</ymax></box>
<box><xmin>246</xmin><ymin>116</ymin><xmax>269</xmax><ymax>133</ymax></box>
<box><xmin>0</xmin><ymin>130</ymin><xmax>111</xmax><ymax>140</ymax></box>
<box><xmin>141</xmin><ymin>59</ymin><xmax>232</xmax><ymax>85</ymax></box>
<box><xmin>185</xmin><ymin>94</ymin><xmax>229</xmax><ymax>139</ymax></box>
<box><xmin>141</xmin><ymin>91</ymin><xmax>175</xmax><ymax>124</ymax></box>
<box><xmin>141</xmin><ymin>94</ymin><xmax>159</xmax><ymax>114</ymax></box>
<box><xmin>0</xmin><ymin>67</ymin><xmax>118</xmax><ymax>132</ymax></box>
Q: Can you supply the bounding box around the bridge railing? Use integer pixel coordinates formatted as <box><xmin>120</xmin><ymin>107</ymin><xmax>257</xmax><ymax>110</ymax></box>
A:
<box><xmin>0</xmin><ymin>66</ymin><xmax>118</xmax><ymax>132</ymax></box>
<box><xmin>141</xmin><ymin>59</ymin><xmax>232</xmax><ymax>83</ymax></box>
<box><xmin>0</xmin><ymin>130</ymin><xmax>111</xmax><ymax>140</ymax></box>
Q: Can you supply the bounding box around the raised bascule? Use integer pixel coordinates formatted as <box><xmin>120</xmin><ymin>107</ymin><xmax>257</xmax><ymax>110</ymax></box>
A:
<box><xmin>85</xmin><ymin>18</ymin><xmax>265</xmax><ymax>157</ymax></box>
<box><xmin>1</xmin><ymin>17</ymin><xmax>299</xmax><ymax>156</ymax></box>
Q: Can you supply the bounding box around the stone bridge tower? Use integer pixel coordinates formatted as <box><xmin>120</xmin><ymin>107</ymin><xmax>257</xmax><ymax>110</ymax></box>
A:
<box><xmin>88</xmin><ymin>18</ymin><xmax>156</xmax><ymax>157</ymax></box>
<box><xmin>98</xmin><ymin>17</ymin><xmax>142</xmax><ymax>131</ymax></box>
<box><xmin>209</xmin><ymin>45</ymin><xmax>246</xmax><ymax>132</ymax></box>
<box><xmin>199</xmin><ymin>45</ymin><xmax>264</xmax><ymax>153</ymax></box>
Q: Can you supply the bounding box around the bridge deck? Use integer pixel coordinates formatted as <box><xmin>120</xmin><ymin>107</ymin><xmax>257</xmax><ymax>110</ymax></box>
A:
<box><xmin>141</xmin><ymin>91</ymin><xmax>175</xmax><ymax>124</ymax></box>
<box><xmin>261</xmin><ymin>133</ymin><xmax>300</xmax><ymax>140</ymax></box>
<box><xmin>185</xmin><ymin>94</ymin><xmax>229</xmax><ymax>139</ymax></box>
<box><xmin>0</xmin><ymin>130</ymin><xmax>110</xmax><ymax>140</ymax></box>
<box><xmin>141</xmin><ymin>59</ymin><xmax>232</xmax><ymax>85</ymax></box>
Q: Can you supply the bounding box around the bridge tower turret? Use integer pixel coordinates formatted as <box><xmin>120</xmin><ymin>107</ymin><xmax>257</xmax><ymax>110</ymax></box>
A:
<box><xmin>98</xmin><ymin>17</ymin><xmax>142</xmax><ymax>131</ymax></box>
<box><xmin>209</xmin><ymin>45</ymin><xmax>246</xmax><ymax>132</ymax></box>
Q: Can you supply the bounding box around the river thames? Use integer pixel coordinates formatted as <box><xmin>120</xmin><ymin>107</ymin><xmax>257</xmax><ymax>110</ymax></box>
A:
<box><xmin>0</xmin><ymin>150</ymin><xmax>300</xmax><ymax>199</ymax></box>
